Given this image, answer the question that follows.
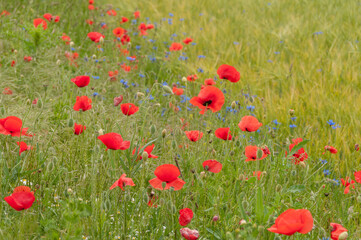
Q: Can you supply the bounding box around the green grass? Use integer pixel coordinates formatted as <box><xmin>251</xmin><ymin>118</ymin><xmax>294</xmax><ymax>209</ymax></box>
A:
<box><xmin>0</xmin><ymin>0</ymin><xmax>360</xmax><ymax>239</ymax></box>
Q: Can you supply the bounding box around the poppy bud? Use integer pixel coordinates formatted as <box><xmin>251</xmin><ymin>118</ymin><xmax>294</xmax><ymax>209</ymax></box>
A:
<box><xmin>162</xmin><ymin>129</ymin><xmax>167</xmax><ymax>138</ymax></box>
<box><xmin>355</xmin><ymin>144</ymin><xmax>359</xmax><ymax>151</ymax></box>
<box><xmin>357</xmin><ymin>195</ymin><xmax>361</xmax><ymax>203</ymax></box>
<box><xmin>212</xmin><ymin>215</ymin><xmax>219</xmax><ymax>222</ymax></box>
<box><xmin>258</xmin><ymin>225</ymin><xmax>265</xmax><ymax>232</ymax></box>
<box><xmin>172</xmin><ymin>140</ymin><xmax>176</xmax><ymax>148</ymax></box>
<box><xmin>249</xmin><ymin>96</ymin><xmax>254</xmax><ymax>103</ymax></box>
<box><xmin>70</xmin><ymin>41</ymin><xmax>74</xmax><ymax>46</ymax></box>
<box><xmin>182</xmin><ymin>77</ymin><xmax>187</xmax><ymax>82</ymax></box>
<box><xmin>239</xmin><ymin>219</ymin><xmax>247</xmax><ymax>225</ymax></box>
<box><xmin>67</xmin><ymin>188</ymin><xmax>73</xmax><ymax>193</ymax></box>
<box><xmin>289</xmin><ymin>109</ymin><xmax>295</xmax><ymax>116</ymax></box>
<box><xmin>0</xmin><ymin>107</ymin><xmax>4</xmax><ymax>115</ymax></box>
<box><xmin>231</xmin><ymin>101</ymin><xmax>236</xmax><ymax>109</ymax></box>
<box><xmin>142</xmin><ymin>151</ymin><xmax>149</xmax><ymax>159</ymax></box>
<box><xmin>150</xmin><ymin>125</ymin><xmax>156</xmax><ymax>134</ymax></box>
<box><xmin>14</xmin><ymin>49</ymin><xmax>18</xmax><ymax>54</ymax></box>
<box><xmin>163</xmin><ymin>85</ymin><xmax>173</xmax><ymax>94</ymax></box>
<box><xmin>37</xmin><ymin>99</ymin><xmax>43</xmax><ymax>108</ymax></box>
<box><xmin>161</xmin><ymin>181</ymin><xmax>167</xmax><ymax>189</ymax></box>
<box><xmin>56</xmin><ymin>59</ymin><xmax>61</xmax><ymax>65</ymax></box>
<box><xmin>68</xmin><ymin>118</ymin><xmax>74</xmax><ymax>127</ymax></box>
<box><xmin>200</xmin><ymin>171</ymin><xmax>206</xmax><ymax>178</ymax></box>
<box><xmin>275</xmin><ymin>184</ymin><xmax>282</xmax><ymax>192</ymax></box>
<box><xmin>92</xmin><ymin>54</ymin><xmax>96</xmax><ymax>59</ymax></box>
<box><xmin>98</xmin><ymin>129</ymin><xmax>104</xmax><ymax>135</ymax></box>
<box><xmin>230</xmin><ymin>150</ymin><xmax>235</xmax><ymax>156</ymax></box>
<box><xmin>338</xmin><ymin>232</ymin><xmax>348</xmax><ymax>240</ymax></box>
<box><xmin>154</xmin><ymin>103</ymin><xmax>161</xmax><ymax>107</ymax></box>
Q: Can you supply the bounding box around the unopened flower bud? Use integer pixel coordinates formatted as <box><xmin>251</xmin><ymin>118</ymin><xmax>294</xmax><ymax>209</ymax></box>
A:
<box><xmin>99</xmin><ymin>37</ymin><xmax>104</xmax><ymax>43</ymax></box>
<box><xmin>289</xmin><ymin>109</ymin><xmax>295</xmax><ymax>116</ymax></box>
<box><xmin>98</xmin><ymin>129</ymin><xmax>104</xmax><ymax>135</ymax></box>
<box><xmin>239</xmin><ymin>219</ymin><xmax>247</xmax><ymax>225</ymax></box>
<box><xmin>150</xmin><ymin>125</ymin><xmax>156</xmax><ymax>134</ymax></box>
<box><xmin>298</xmin><ymin>162</ymin><xmax>306</xmax><ymax>168</ymax></box>
<box><xmin>92</xmin><ymin>54</ymin><xmax>96</xmax><ymax>59</ymax></box>
<box><xmin>162</xmin><ymin>129</ymin><xmax>167</xmax><ymax>138</ymax></box>
<box><xmin>200</xmin><ymin>171</ymin><xmax>206</xmax><ymax>178</ymax></box>
<box><xmin>338</xmin><ymin>232</ymin><xmax>348</xmax><ymax>240</ymax></box>
<box><xmin>142</xmin><ymin>151</ymin><xmax>149</xmax><ymax>159</ymax></box>
<box><xmin>231</xmin><ymin>101</ymin><xmax>236</xmax><ymax>109</ymax></box>
<box><xmin>69</xmin><ymin>41</ymin><xmax>74</xmax><ymax>46</ymax></box>
<box><xmin>163</xmin><ymin>85</ymin><xmax>173</xmax><ymax>94</ymax></box>
<box><xmin>137</xmin><ymin>92</ymin><xmax>144</xmax><ymax>98</ymax></box>
<box><xmin>67</xmin><ymin>188</ymin><xmax>73</xmax><ymax>193</ymax></box>
<box><xmin>212</xmin><ymin>215</ymin><xmax>219</xmax><ymax>222</ymax></box>
<box><xmin>182</xmin><ymin>77</ymin><xmax>187</xmax><ymax>82</ymax></box>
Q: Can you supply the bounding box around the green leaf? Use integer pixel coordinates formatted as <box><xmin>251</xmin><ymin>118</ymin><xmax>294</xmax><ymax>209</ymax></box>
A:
<box><xmin>205</xmin><ymin>228</ymin><xmax>221</xmax><ymax>239</ymax></box>
<box><xmin>287</xmin><ymin>184</ymin><xmax>306</xmax><ymax>193</ymax></box>
<box><xmin>288</xmin><ymin>139</ymin><xmax>310</xmax><ymax>157</ymax></box>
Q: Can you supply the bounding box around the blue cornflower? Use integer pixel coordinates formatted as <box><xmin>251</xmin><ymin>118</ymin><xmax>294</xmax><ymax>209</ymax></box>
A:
<box><xmin>246</xmin><ymin>105</ymin><xmax>255</xmax><ymax>111</ymax></box>
<box><xmin>197</xmin><ymin>68</ymin><xmax>204</xmax><ymax>73</ymax></box>
<box><xmin>323</xmin><ymin>169</ymin><xmax>331</xmax><ymax>176</ymax></box>
<box><xmin>291</xmin><ymin>117</ymin><xmax>297</xmax><ymax>121</ymax></box>
<box><xmin>289</xmin><ymin>124</ymin><xmax>297</xmax><ymax>128</ymax></box>
<box><xmin>327</xmin><ymin>120</ymin><xmax>335</xmax><ymax>126</ymax></box>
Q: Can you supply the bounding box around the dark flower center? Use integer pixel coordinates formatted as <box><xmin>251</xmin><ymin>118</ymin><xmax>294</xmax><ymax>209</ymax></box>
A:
<box><xmin>202</xmin><ymin>100</ymin><xmax>212</xmax><ymax>106</ymax></box>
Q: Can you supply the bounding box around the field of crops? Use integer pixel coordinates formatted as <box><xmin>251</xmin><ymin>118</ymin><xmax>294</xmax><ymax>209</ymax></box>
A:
<box><xmin>1</xmin><ymin>0</ymin><xmax>360</xmax><ymax>239</ymax></box>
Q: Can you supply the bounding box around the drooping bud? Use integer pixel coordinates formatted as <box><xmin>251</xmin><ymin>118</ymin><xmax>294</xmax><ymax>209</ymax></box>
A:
<box><xmin>162</xmin><ymin>129</ymin><xmax>167</xmax><ymax>138</ymax></box>
<box><xmin>142</xmin><ymin>151</ymin><xmax>149</xmax><ymax>160</ymax></box>
<box><xmin>163</xmin><ymin>85</ymin><xmax>173</xmax><ymax>94</ymax></box>
<box><xmin>150</xmin><ymin>125</ymin><xmax>156</xmax><ymax>134</ymax></box>
<box><xmin>231</xmin><ymin>101</ymin><xmax>237</xmax><ymax>109</ymax></box>
<box><xmin>68</xmin><ymin>118</ymin><xmax>74</xmax><ymax>127</ymax></box>
<box><xmin>137</xmin><ymin>92</ymin><xmax>145</xmax><ymax>98</ymax></box>
<box><xmin>338</xmin><ymin>232</ymin><xmax>348</xmax><ymax>240</ymax></box>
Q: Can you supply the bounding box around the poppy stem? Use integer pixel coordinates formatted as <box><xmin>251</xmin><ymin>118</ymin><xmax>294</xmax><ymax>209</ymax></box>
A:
<box><xmin>123</xmin><ymin>191</ymin><xmax>127</xmax><ymax>240</ymax></box>
<box><xmin>174</xmin><ymin>155</ymin><xmax>183</xmax><ymax>179</ymax></box>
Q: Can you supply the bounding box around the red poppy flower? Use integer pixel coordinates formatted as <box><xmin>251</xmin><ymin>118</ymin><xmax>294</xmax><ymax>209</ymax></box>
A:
<box><xmin>74</xmin><ymin>123</ymin><xmax>86</xmax><ymax>135</ymax></box>
<box><xmin>17</xmin><ymin>142</ymin><xmax>33</xmax><ymax>155</ymax></box>
<box><xmin>341</xmin><ymin>177</ymin><xmax>355</xmax><ymax>194</ymax></box>
<box><xmin>183</xmin><ymin>38</ymin><xmax>193</xmax><ymax>45</ymax></box>
<box><xmin>202</xmin><ymin>160</ymin><xmax>222</xmax><ymax>173</ymax></box>
<box><xmin>71</xmin><ymin>76</ymin><xmax>90</xmax><ymax>88</ymax></box>
<box><xmin>3</xmin><ymin>87</ymin><xmax>12</xmax><ymax>95</ymax></box>
<box><xmin>1</xmin><ymin>10</ymin><xmax>11</xmax><ymax>16</ymax></box>
<box><xmin>61</xmin><ymin>33</ymin><xmax>71</xmax><ymax>44</ymax></box>
<box><xmin>245</xmin><ymin>145</ymin><xmax>270</xmax><ymax>161</ymax></box>
<box><xmin>173</xmin><ymin>87</ymin><xmax>184</xmax><ymax>95</ymax></box>
<box><xmin>180</xmin><ymin>228</ymin><xmax>199</xmax><ymax>240</ymax></box>
<box><xmin>146</xmin><ymin>24</ymin><xmax>154</xmax><ymax>30</ymax></box>
<box><xmin>11</xmin><ymin>60</ymin><xmax>16</xmax><ymax>67</ymax></box>
<box><xmin>86</xmin><ymin>19</ymin><xmax>93</xmax><ymax>25</ymax></box>
<box><xmin>54</xmin><ymin>16</ymin><xmax>60</xmax><ymax>22</ymax></box>
<box><xmin>98</xmin><ymin>132</ymin><xmax>130</xmax><ymax>151</ymax></box>
<box><xmin>147</xmin><ymin>195</ymin><xmax>158</xmax><ymax>208</ymax></box>
<box><xmin>4</xmin><ymin>186</ymin><xmax>35</xmax><ymax>211</ymax></box>
<box><xmin>204</xmin><ymin>79</ymin><xmax>216</xmax><ymax>85</ymax></box>
<box><xmin>324</xmin><ymin>145</ymin><xmax>337</xmax><ymax>154</ymax></box>
<box><xmin>114</xmin><ymin>95</ymin><xmax>123</xmax><ymax>106</ymax></box>
<box><xmin>87</xmin><ymin>32</ymin><xmax>105</xmax><ymax>42</ymax></box>
<box><xmin>354</xmin><ymin>170</ymin><xmax>361</xmax><ymax>184</ymax></box>
<box><xmin>89</xmin><ymin>0</ymin><xmax>94</xmax><ymax>3</ymax></box>
<box><xmin>187</xmin><ymin>74</ymin><xmax>198</xmax><ymax>82</ymax></box>
<box><xmin>286</xmin><ymin>138</ymin><xmax>308</xmax><ymax>164</ymax></box>
<box><xmin>149</xmin><ymin>164</ymin><xmax>185</xmax><ymax>191</ymax></box>
<box><xmin>268</xmin><ymin>209</ymin><xmax>313</xmax><ymax>236</ymax></box>
<box><xmin>32</xmin><ymin>98</ymin><xmax>38</xmax><ymax>105</ymax></box>
<box><xmin>134</xmin><ymin>11</ymin><xmax>140</xmax><ymax>19</ymax></box>
<box><xmin>33</xmin><ymin>18</ymin><xmax>47</xmax><ymax>30</ymax></box>
<box><xmin>170</xmin><ymin>42</ymin><xmax>183</xmax><ymax>51</ymax></box>
<box><xmin>132</xmin><ymin>144</ymin><xmax>158</xmax><ymax>160</ymax></box>
<box><xmin>330</xmin><ymin>223</ymin><xmax>348</xmax><ymax>240</ymax></box>
<box><xmin>73</xmin><ymin>96</ymin><xmax>92</xmax><ymax>111</ymax></box>
<box><xmin>24</xmin><ymin>56</ymin><xmax>32</xmax><ymax>62</ymax></box>
<box><xmin>179</xmin><ymin>208</ymin><xmax>193</xmax><ymax>226</ymax></box>
<box><xmin>253</xmin><ymin>171</ymin><xmax>263</xmax><ymax>180</ymax></box>
<box><xmin>0</xmin><ymin>116</ymin><xmax>32</xmax><ymax>137</ymax></box>
<box><xmin>190</xmin><ymin>86</ymin><xmax>225</xmax><ymax>114</ymax></box>
<box><xmin>138</xmin><ymin>23</ymin><xmax>148</xmax><ymax>35</ymax></box>
<box><xmin>238</xmin><ymin>116</ymin><xmax>262</xmax><ymax>132</ymax></box>
<box><xmin>107</xmin><ymin>9</ymin><xmax>117</xmax><ymax>16</ymax></box>
<box><xmin>121</xmin><ymin>17</ymin><xmax>129</xmax><ymax>23</ymax></box>
<box><xmin>43</xmin><ymin>13</ymin><xmax>52</xmax><ymax>21</ymax></box>
<box><xmin>185</xmin><ymin>131</ymin><xmax>203</xmax><ymax>142</ymax></box>
<box><xmin>120</xmin><ymin>103</ymin><xmax>139</xmax><ymax>116</ymax></box>
<box><xmin>217</xmin><ymin>64</ymin><xmax>240</xmax><ymax>83</ymax></box>
<box><xmin>113</xmin><ymin>27</ymin><xmax>125</xmax><ymax>37</ymax></box>
<box><xmin>215</xmin><ymin>127</ymin><xmax>232</xmax><ymax>140</ymax></box>
<box><xmin>109</xmin><ymin>174</ymin><xmax>135</xmax><ymax>191</ymax></box>
<box><xmin>120</xmin><ymin>34</ymin><xmax>131</xmax><ymax>45</ymax></box>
